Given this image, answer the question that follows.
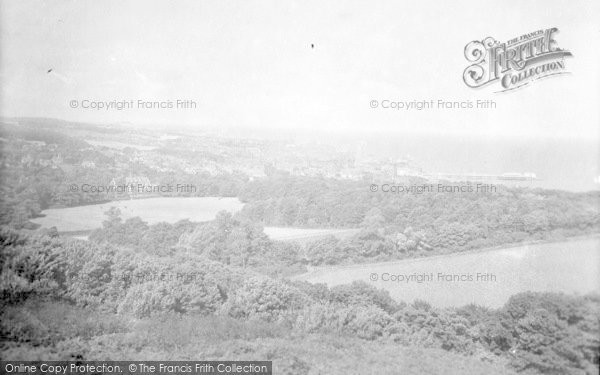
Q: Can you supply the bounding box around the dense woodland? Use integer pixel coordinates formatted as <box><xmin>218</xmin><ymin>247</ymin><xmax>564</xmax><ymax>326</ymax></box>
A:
<box><xmin>238</xmin><ymin>176</ymin><xmax>599</xmax><ymax>253</ymax></box>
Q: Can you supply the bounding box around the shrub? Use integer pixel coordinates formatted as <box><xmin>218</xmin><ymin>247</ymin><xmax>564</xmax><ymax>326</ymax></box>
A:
<box><xmin>221</xmin><ymin>277</ymin><xmax>306</xmax><ymax>322</ymax></box>
<box><xmin>117</xmin><ymin>274</ymin><xmax>224</xmax><ymax>318</ymax></box>
<box><xmin>329</xmin><ymin>280</ymin><xmax>401</xmax><ymax>314</ymax></box>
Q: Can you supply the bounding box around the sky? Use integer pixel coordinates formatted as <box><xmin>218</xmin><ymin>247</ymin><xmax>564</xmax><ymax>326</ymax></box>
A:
<box><xmin>1</xmin><ymin>0</ymin><xmax>599</xmax><ymax>140</ymax></box>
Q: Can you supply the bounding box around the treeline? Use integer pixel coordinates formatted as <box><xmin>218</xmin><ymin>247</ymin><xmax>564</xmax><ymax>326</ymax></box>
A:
<box><xmin>89</xmin><ymin>209</ymin><xmax>305</xmax><ymax>276</ymax></box>
<box><xmin>1</xmin><ymin>227</ymin><xmax>598</xmax><ymax>374</ymax></box>
<box><xmin>90</xmin><ymin>191</ymin><xmax>599</xmax><ymax>267</ymax></box>
<box><xmin>238</xmin><ymin>176</ymin><xmax>600</xmax><ymax>255</ymax></box>
<box><xmin>89</xmin><ymin>206</ymin><xmax>598</xmax><ymax>269</ymax></box>
<box><xmin>87</xmin><ymin>209</ymin><xmax>433</xmax><ymax>269</ymax></box>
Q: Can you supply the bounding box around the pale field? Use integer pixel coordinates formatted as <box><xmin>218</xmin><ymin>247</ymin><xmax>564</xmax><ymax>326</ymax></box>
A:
<box><xmin>32</xmin><ymin>197</ymin><xmax>356</xmax><ymax>242</ymax></box>
<box><xmin>293</xmin><ymin>237</ymin><xmax>600</xmax><ymax>308</ymax></box>
<box><xmin>31</xmin><ymin>197</ymin><xmax>244</xmax><ymax>232</ymax></box>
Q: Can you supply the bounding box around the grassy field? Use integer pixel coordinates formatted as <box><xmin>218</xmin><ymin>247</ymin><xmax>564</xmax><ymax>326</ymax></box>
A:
<box><xmin>31</xmin><ymin>197</ymin><xmax>244</xmax><ymax>232</ymax></box>
<box><xmin>31</xmin><ymin>197</ymin><xmax>357</xmax><ymax>243</ymax></box>
<box><xmin>294</xmin><ymin>237</ymin><xmax>600</xmax><ymax>308</ymax></box>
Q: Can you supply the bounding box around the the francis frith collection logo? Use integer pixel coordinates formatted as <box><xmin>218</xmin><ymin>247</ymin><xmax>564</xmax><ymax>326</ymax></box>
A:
<box><xmin>463</xmin><ymin>28</ymin><xmax>572</xmax><ymax>92</ymax></box>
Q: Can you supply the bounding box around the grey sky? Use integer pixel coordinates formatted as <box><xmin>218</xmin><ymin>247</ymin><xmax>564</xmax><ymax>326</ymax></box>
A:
<box><xmin>1</xmin><ymin>0</ymin><xmax>599</xmax><ymax>139</ymax></box>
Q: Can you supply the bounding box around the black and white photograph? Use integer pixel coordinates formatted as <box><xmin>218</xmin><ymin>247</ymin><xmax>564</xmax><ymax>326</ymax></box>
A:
<box><xmin>0</xmin><ymin>1</ymin><xmax>599</xmax><ymax>374</ymax></box>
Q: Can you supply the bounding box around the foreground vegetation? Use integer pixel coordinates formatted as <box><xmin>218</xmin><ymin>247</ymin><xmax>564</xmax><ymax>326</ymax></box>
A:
<box><xmin>2</xmin><ymin>226</ymin><xmax>598</xmax><ymax>374</ymax></box>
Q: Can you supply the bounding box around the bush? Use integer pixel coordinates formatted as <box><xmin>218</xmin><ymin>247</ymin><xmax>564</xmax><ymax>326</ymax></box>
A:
<box><xmin>221</xmin><ymin>277</ymin><xmax>306</xmax><ymax>322</ymax></box>
<box><xmin>0</xmin><ymin>229</ymin><xmax>64</xmax><ymax>303</ymax></box>
<box><xmin>329</xmin><ymin>281</ymin><xmax>401</xmax><ymax>314</ymax></box>
<box><xmin>117</xmin><ymin>276</ymin><xmax>223</xmax><ymax>318</ymax></box>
